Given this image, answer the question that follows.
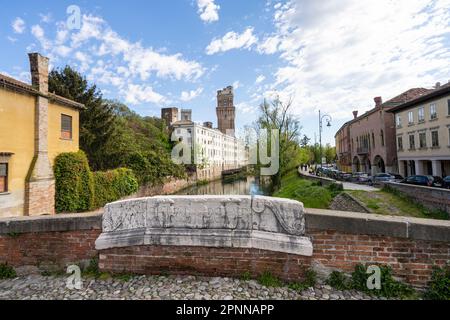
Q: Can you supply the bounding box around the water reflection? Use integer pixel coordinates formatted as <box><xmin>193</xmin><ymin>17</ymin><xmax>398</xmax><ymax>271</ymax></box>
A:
<box><xmin>176</xmin><ymin>176</ymin><xmax>272</xmax><ymax>196</ymax></box>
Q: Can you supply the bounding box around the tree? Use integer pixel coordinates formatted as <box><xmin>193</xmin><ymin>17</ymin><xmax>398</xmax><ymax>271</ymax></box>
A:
<box><xmin>300</xmin><ymin>135</ymin><xmax>311</xmax><ymax>148</ymax></box>
<box><xmin>255</xmin><ymin>98</ymin><xmax>302</xmax><ymax>191</ymax></box>
<box><xmin>49</xmin><ymin>66</ymin><xmax>117</xmax><ymax>171</ymax></box>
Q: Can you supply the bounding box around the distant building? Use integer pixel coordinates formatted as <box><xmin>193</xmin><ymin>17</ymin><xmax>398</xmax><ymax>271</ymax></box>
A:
<box><xmin>216</xmin><ymin>86</ymin><xmax>236</xmax><ymax>136</ymax></box>
<box><xmin>161</xmin><ymin>107</ymin><xmax>179</xmax><ymax>128</ymax></box>
<box><xmin>388</xmin><ymin>82</ymin><xmax>450</xmax><ymax>178</ymax></box>
<box><xmin>335</xmin><ymin>88</ymin><xmax>431</xmax><ymax>175</ymax></box>
<box><xmin>0</xmin><ymin>53</ymin><xmax>84</xmax><ymax>218</ymax></box>
<box><xmin>167</xmin><ymin>85</ymin><xmax>247</xmax><ymax>180</ymax></box>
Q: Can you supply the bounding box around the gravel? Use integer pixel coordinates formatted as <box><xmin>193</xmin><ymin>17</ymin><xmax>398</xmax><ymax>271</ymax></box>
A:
<box><xmin>0</xmin><ymin>275</ymin><xmax>384</xmax><ymax>300</ymax></box>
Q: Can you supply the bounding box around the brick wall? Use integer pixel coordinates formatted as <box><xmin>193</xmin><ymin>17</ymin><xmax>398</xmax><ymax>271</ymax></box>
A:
<box><xmin>0</xmin><ymin>210</ymin><xmax>449</xmax><ymax>288</ymax></box>
<box><xmin>385</xmin><ymin>182</ymin><xmax>450</xmax><ymax>215</ymax></box>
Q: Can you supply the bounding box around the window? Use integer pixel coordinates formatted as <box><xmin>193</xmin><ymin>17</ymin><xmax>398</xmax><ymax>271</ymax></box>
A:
<box><xmin>381</xmin><ymin>130</ymin><xmax>385</xmax><ymax>146</ymax></box>
<box><xmin>431</xmin><ymin>130</ymin><xmax>439</xmax><ymax>147</ymax></box>
<box><xmin>61</xmin><ymin>114</ymin><xmax>72</xmax><ymax>140</ymax></box>
<box><xmin>397</xmin><ymin>136</ymin><xmax>403</xmax><ymax>150</ymax></box>
<box><xmin>0</xmin><ymin>163</ymin><xmax>7</xmax><ymax>193</ymax></box>
<box><xmin>419</xmin><ymin>132</ymin><xmax>427</xmax><ymax>149</ymax></box>
<box><xmin>396</xmin><ymin>115</ymin><xmax>402</xmax><ymax>127</ymax></box>
<box><xmin>448</xmin><ymin>100</ymin><xmax>450</xmax><ymax>116</ymax></box>
<box><xmin>430</xmin><ymin>104</ymin><xmax>437</xmax><ymax>120</ymax></box>
<box><xmin>409</xmin><ymin>134</ymin><xmax>415</xmax><ymax>150</ymax></box>
<box><xmin>372</xmin><ymin>133</ymin><xmax>375</xmax><ymax>148</ymax></box>
<box><xmin>408</xmin><ymin>111</ymin><xmax>414</xmax><ymax>124</ymax></box>
<box><xmin>418</xmin><ymin>107</ymin><xmax>425</xmax><ymax>122</ymax></box>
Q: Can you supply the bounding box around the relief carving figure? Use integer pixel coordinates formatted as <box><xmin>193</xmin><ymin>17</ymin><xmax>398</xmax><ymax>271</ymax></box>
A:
<box><xmin>97</xmin><ymin>196</ymin><xmax>313</xmax><ymax>256</ymax></box>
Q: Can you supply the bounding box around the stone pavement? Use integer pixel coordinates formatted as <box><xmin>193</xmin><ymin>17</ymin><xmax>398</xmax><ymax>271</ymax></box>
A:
<box><xmin>0</xmin><ymin>274</ymin><xmax>384</xmax><ymax>300</ymax></box>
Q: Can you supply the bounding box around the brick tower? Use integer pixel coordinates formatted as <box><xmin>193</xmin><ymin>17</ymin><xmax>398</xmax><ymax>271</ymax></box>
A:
<box><xmin>216</xmin><ymin>86</ymin><xmax>235</xmax><ymax>136</ymax></box>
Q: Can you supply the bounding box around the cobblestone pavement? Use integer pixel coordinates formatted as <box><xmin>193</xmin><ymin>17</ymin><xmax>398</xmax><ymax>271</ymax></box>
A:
<box><xmin>0</xmin><ymin>275</ymin><xmax>384</xmax><ymax>300</ymax></box>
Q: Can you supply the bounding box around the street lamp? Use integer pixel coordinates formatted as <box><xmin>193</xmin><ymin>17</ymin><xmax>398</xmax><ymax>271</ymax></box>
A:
<box><xmin>319</xmin><ymin>110</ymin><xmax>332</xmax><ymax>169</ymax></box>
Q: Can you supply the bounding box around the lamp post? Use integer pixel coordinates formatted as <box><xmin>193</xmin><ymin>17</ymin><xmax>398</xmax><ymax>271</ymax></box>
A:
<box><xmin>319</xmin><ymin>110</ymin><xmax>332</xmax><ymax>169</ymax></box>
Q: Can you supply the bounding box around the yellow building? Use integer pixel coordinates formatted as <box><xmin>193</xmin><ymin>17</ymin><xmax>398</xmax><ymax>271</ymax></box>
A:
<box><xmin>0</xmin><ymin>53</ymin><xmax>83</xmax><ymax>218</ymax></box>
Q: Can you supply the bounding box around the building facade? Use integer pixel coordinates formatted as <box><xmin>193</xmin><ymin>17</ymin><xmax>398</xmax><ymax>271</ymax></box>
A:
<box><xmin>216</xmin><ymin>86</ymin><xmax>236</xmax><ymax>135</ymax></box>
<box><xmin>0</xmin><ymin>53</ymin><xmax>83</xmax><ymax>218</ymax></box>
<box><xmin>389</xmin><ymin>83</ymin><xmax>450</xmax><ymax>178</ymax></box>
<box><xmin>336</xmin><ymin>89</ymin><xmax>430</xmax><ymax>175</ymax></box>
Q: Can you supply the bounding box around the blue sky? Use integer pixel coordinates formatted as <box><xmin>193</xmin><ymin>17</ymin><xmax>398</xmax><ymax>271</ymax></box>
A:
<box><xmin>1</xmin><ymin>0</ymin><xmax>450</xmax><ymax>145</ymax></box>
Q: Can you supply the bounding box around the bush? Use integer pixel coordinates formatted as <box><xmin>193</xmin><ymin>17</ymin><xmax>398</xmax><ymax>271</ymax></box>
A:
<box><xmin>0</xmin><ymin>263</ymin><xmax>16</xmax><ymax>279</ymax></box>
<box><xmin>326</xmin><ymin>271</ymin><xmax>351</xmax><ymax>291</ymax></box>
<box><xmin>93</xmin><ymin>168</ymin><xmax>138</xmax><ymax>208</ymax></box>
<box><xmin>54</xmin><ymin>151</ymin><xmax>94</xmax><ymax>212</ymax></box>
<box><xmin>289</xmin><ymin>269</ymin><xmax>317</xmax><ymax>292</ymax></box>
<box><xmin>424</xmin><ymin>264</ymin><xmax>450</xmax><ymax>300</ymax></box>
<box><xmin>55</xmin><ymin>151</ymin><xmax>139</xmax><ymax>212</ymax></box>
<box><xmin>258</xmin><ymin>272</ymin><xmax>283</xmax><ymax>287</ymax></box>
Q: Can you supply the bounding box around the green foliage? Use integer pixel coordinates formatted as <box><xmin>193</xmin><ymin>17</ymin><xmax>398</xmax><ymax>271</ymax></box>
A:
<box><xmin>424</xmin><ymin>264</ymin><xmax>450</xmax><ymax>300</ymax></box>
<box><xmin>327</xmin><ymin>182</ymin><xmax>344</xmax><ymax>196</ymax></box>
<box><xmin>274</xmin><ymin>170</ymin><xmax>334</xmax><ymax>209</ymax></box>
<box><xmin>325</xmin><ymin>265</ymin><xmax>416</xmax><ymax>299</ymax></box>
<box><xmin>351</xmin><ymin>264</ymin><xmax>415</xmax><ymax>299</ymax></box>
<box><xmin>49</xmin><ymin>67</ymin><xmax>117</xmax><ymax>171</ymax></box>
<box><xmin>55</xmin><ymin>152</ymin><xmax>138</xmax><ymax>212</ymax></box>
<box><xmin>83</xmin><ymin>258</ymin><xmax>100</xmax><ymax>277</ymax></box>
<box><xmin>258</xmin><ymin>272</ymin><xmax>283</xmax><ymax>288</ymax></box>
<box><xmin>93</xmin><ymin>168</ymin><xmax>138</xmax><ymax>208</ymax></box>
<box><xmin>241</xmin><ymin>271</ymin><xmax>252</xmax><ymax>281</ymax></box>
<box><xmin>326</xmin><ymin>271</ymin><xmax>351</xmax><ymax>291</ymax></box>
<box><xmin>289</xmin><ymin>269</ymin><xmax>317</xmax><ymax>292</ymax></box>
<box><xmin>0</xmin><ymin>263</ymin><xmax>16</xmax><ymax>279</ymax></box>
<box><xmin>54</xmin><ymin>151</ymin><xmax>94</xmax><ymax>213</ymax></box>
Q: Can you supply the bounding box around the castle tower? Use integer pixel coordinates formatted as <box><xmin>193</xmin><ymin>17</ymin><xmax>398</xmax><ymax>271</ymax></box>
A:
<box><xmin>161</xmin><ymin>107</ymin><xmax>179</xmax><ymax>128</ymax></box>
<box><xmin>216</xmin><ymin>86</ymin><xmax>235</xmax><ymax>136</ymax></box>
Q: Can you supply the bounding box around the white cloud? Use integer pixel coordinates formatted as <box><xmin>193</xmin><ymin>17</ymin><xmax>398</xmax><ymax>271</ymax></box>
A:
<box><xmin>31</xmin><ymin>25</ymin><xmax>51</xmax><ymax>50</ymax></box>
<box><xmin>197</xmin><ymin>0</ymin><xmax>220</xmax><ymax>23</ymax></box>
<box><xmin>233</xmin><ymin>80</ymin><xmax>241</xmax><ymax>89</ymax></box>
<box><xmin>206</xmin><ymin>28</ymin><xmax>258</xmax><ymax>55</ymax></box>
<box><xmin>39</xmin><ymin>13</ymin><xmax>53</xmax><ymax>23</ymax></box>
<box><xmin>12</xmin><ymin>18</ymin><xmax>26</xmax><ymax>34</ymax></box>
<box><xmin>7</xmin><ymin>36</ymin><xmax>18</xmax><ymax>43</ymax></box>
<box><xmin>122</xmin><ymin>84</ymin><xmax>166</xmax><ymax>105</ymax></box>
<box><xmin>263</xmin><ymin>0</ymin><xmax>450</xmax><ymax>119</ymax></box>
<box><xmin>180</xmin><ymin>87</ymin><xmax>203</xmax><ymax>101</ymax></box>
<box><xmin>255</xmin><ymin>75</ymin><xmax>266</xmax><ymax>84</ymax></box>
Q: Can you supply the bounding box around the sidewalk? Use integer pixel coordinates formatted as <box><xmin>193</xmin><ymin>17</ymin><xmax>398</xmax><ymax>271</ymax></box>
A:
<box><xmin>299</xmin><ymin>168</ymin><xmax>379</xmax><ymax>192</ymax></box>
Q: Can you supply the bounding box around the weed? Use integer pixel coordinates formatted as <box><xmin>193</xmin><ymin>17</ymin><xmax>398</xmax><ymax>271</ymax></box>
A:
<box><xmin>0</xmin><ymin>263</ymin><xmax>16</xmax><ymax>279</ymax></box>
<box><xmin>258</xmin><ymin>272</ymin><xmax>283</xmax><ymax>288</ymax></box>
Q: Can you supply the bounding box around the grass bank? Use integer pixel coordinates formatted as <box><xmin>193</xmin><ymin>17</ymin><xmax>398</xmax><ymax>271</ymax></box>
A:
<box><xmin>273</xmin><ymin>170</ymin><xmax>339</xmax><ymax>209</ymax></box>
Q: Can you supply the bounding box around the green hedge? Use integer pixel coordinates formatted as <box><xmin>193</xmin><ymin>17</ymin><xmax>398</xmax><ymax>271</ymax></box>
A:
<box><xmin>93</xmin><ymin>168</ymin><xmax>139</xmax><ymax>208</ymax></box>
<box><xmin>54</xmin><ymin>151</ymin><xmax>139</xmax><ymax>213</ymax></box>
<box><xmin>54</xmin><ymin>151</ymin><xmax>94</xmax><ymax>213</ymax></box>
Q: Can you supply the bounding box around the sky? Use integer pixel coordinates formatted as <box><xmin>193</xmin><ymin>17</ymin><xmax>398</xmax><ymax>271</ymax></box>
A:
<box><xmin>1</xmin><ymin>0</ymin><xmax>450</xmax><ymax>145</ymax></box>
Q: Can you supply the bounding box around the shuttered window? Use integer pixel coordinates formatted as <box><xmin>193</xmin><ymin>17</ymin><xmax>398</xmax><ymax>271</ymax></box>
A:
<box><xmin>61</xmin><ymin>114</ymin><xmax>72</xmax><ymax>140</ymax></box>
<box><xmin>0</xmin><ymin>163</ymin><xmax>7</xmax><ymax>193</ymax></box>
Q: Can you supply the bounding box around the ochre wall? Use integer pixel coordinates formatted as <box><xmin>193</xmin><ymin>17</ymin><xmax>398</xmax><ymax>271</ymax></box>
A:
<box><xmin>0</xmin><ymin>88</ymin><xmax>79</xmax><ymax>217</ymax></box>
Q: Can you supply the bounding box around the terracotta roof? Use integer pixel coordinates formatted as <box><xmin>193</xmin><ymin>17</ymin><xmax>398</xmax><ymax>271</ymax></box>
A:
<box><xmin>382</xmin><ymin>88</ymin><xmax>432</xmax><ymax>107</ymax></box>
<box><xmin>388</xmin><ymin>83</ymin><xmax>450</xmax><ymax>113</ymax></box>
<box><xmin>0</xmin><ymin>73</ymin><xmax>85</xmax><ymax>110</ymax></box>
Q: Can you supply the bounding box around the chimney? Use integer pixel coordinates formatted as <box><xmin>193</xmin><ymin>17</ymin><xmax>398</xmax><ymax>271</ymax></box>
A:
<box><xmin>29</xmin><ymin>53</ymin><xmax>49</xmax><ymax>94</ymax></box>
<box><xmin>353</xmin><ymin>111</ymin><xmax>358</xmax><ymax>119</ymax></box>
<box><xmin>25</xmin><ymin>53</ymin><xmax>55</xmax><ymax>216</ymax></box>
<box><xmin>374</xmin><ymin>97</ymin><xmax>382</xmax><ymax>107</ymax></box>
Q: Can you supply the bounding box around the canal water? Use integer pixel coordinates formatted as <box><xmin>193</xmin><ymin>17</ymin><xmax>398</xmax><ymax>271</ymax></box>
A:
<box><xmin>175</xmin><ymin>176</ymin><xmax>272</xmax><ymax>196</ymax></box>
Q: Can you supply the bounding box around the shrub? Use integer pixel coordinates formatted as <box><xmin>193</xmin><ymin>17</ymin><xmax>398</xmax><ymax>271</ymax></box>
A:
<box><xmin>55</xmin><ymin>151</ymin><xmax>139</xmax><ymax>212</ymax></box>
<box><xmin>93</xmin><ymin>168</ymin><xmax>138</xmax><ymax>208</ymax></box>
<box><xmin>424</xmin><ymin>264</ymin><xmax>450</xmax><ymax>300</ymax></box>
<box><xmin>326</xmin><ymin>271</ymin><xmax>351</xmax><ymax>291</ymax></box>
<box><xmin>0</xmin><ymin>263</ymin><xmax>16</xmax><ymax>279</ymax></box>
<box><xmin>289</xmin><ymin>269</ymin><xmax>317</xmax><ymax>292</ymax></box>
<box><xmin>258</xmin><ymin>272</ymin><xmax>283</xmax><ymax>287</ymax></box>
<box><xmin>54</xmin><ymin>151</ymin><xmax>94</xmax><ymax>213</ymax></box>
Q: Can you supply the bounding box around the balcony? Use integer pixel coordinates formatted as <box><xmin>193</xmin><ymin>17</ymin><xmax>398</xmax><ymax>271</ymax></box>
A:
<box><xmin>357</xmin><ymin>147</ymin><xmax>369</xmax><ymax>155</ymax></box>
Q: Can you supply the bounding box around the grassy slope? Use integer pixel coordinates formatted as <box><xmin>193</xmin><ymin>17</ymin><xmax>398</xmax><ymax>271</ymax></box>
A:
<box><xmin>348</xmin><ymin>190</ymin><xmax>448</xmax><ymax>220</ymax></box>
<box><xmin>273</xmin><ymin>171</ymin><xmax>333</xmax><ymax>209</ymax></box>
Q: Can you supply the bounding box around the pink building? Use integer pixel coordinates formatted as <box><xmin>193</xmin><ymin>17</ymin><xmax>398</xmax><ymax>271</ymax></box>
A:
<box><xmin>337</xmin><ymin>88</ymin><xmax>431</xmax><ymax>175</ymax></box>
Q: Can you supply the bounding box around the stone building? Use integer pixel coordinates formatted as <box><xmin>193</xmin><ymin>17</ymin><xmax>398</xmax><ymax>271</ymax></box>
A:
<box><xmin>161</xmin><ymin>107</ymin><xmax>179</xmax><ymax>128</ymax></box>
<box><xmin>0</xmin><ymin>53</ymin><xmax>83</xmax><ymax>218</ymax></box>
<box><xmin>388</xmin><ymin>82</ymin><xmax>450</xmax><ymax>178</ymax></box>
<box><xmin>335</xmin><ymin>88</ymin><xmax>430</xmax><ymax>175</ymax></box>
<box><xmin>216</xmin><ymin>86</ymin><xmax>236</xmax><ymax>136</ymax></box>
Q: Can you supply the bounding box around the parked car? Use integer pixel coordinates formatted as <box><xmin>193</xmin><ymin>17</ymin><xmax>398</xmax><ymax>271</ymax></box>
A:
<box><xmin>368</xmin><ymin>173</ymin><xmax>395</xmax><ymax>186</ymax></box>
<box><xmin>352</xmin><ymin>172</ymin><xmax>370</xmax><ymax>183</ymax></box>
<box><xmin>401</xmin><ymin>175</ymin><xmax>444</xmax><ymax>188</ymax></box>
<box><xmin>338</xmin><ymin>172</ymin><xmax>353</xmax><ymax>182</ymax></box>
<box><xmin>443</xmin><ymin>176</ymin><xmax>450</xmax><ymax>189</ymax></box>
<box><xmin>388</xmin><ymin>173</ymin><xmax>404</xmax><ymax>183</ymax></box>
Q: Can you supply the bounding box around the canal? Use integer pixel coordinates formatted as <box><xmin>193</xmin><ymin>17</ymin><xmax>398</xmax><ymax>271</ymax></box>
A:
<box><xmin>175</xmin><ymin>176</ymin><xmax>272</xmax><ymax>196</ymax></box>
